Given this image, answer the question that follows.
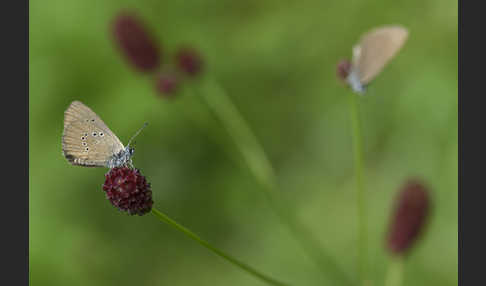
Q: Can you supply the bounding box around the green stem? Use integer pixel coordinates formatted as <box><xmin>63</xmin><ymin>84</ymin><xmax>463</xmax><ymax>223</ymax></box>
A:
<box><xmin>348</xmin><ymin>92</ymin><xmax>367</xmax><ymax>285</ymax></box>
<box><xmin>195</xmin><ymin>80</ymin><xmax>277</xmax><ymax>191</ymax></box>
<box><xmin>383</xmin><ymin>257</ymin><xmax>404</xmax><ymax>286</ymax></box>
<box><xmin>151</xmin><ymin>208</ymin><xmax>288</xmax><ymax>286</ymax></box>
<box><xmin>192</xmin><ymin>77</ymin><xmax>353</xmax><ymax>286</ymax></box>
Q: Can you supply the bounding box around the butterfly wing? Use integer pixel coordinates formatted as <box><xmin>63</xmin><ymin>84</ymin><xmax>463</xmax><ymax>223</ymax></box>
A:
<box><xmin>353</xmin><ymin>26</ymin><xmax>408</xmax><ymax>85</ymax></box>
<box><xmin>62</xmin><ymin>101</ymin><xmax>125</xmax><ymax>167</ymax></box>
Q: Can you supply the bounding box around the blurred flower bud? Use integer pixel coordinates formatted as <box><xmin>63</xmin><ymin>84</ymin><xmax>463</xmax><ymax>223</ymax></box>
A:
<box><xmin>155</xmin><ymin>71</ymin><xmax>180</xmax><ymax>97</ymax></box>
<box><xmin>386</xmin><ymin>180</ymin><xmax>430</xmax><ymax>255</ymax></box>
<box><xmin>336</xmin><ymin>59</ymin><xmax>352</xmax><ymax>82</ymax></box>
<box><xmin>175</xmin><ymin>47</ymin><xmax>203</xmax><ymax>77</ymax></box>
<box><xmin>111</xmin><ymin>12</ymin><xmax>160</xmax><ymax>72</ymax></box>
<box><xmin>103</xmin><ymin>167</ymin><xmax>153</xmax><ymax>215</ymax></box>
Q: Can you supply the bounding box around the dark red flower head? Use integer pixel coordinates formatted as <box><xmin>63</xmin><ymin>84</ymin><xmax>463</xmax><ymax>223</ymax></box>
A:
<box><xmin>155</xmin><ymin>72</ymin><xmax>180</xmax><ymax>97</ymax></box>
<box><xmin>111</xmin><ymin>12</ymin><xmax>160</xmax><ymax>73</ymax></box>
<box><xmin>103</xmin><ymin>167</ymin><xmax>153</xmax><ymax>215</ymax></box>
<box><xmin>386</xmin><ymin>180</ymin><xmax>430</xmax><ymax>255</ymax></box>
<box><xmin>175</xmin><ymin>47</ymin><xmax>203</xmax><ymax>77</ymax></box>
<box><xmin>336</xmin><ymin>59</ymin><xmax>352</xmax><ymax>82</ymax></box>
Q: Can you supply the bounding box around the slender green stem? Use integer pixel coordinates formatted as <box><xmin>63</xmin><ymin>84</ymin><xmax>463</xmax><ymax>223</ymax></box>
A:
<box><xmin>151</xmin><ymin>208</ymin><xmax>288</xmax><ymax>286</ymax></box>
<box><xmin>194</xmin><ymin>80</ymin><xmax>277</xmax><ymax>191</ymax></box>
<box><xmin>191</xmin><ymin>77</ymin><xmax>353</xmax><ymax>286</ymax></box>
<box><xmin>383</xmin><ymin>257</ymin><xmax>404</xmax><ymax>286</ymax></box>
<box><xmin>348</xmin><ymin>92</ymin><xmax>367</xmax><ymax>285</ymax></box>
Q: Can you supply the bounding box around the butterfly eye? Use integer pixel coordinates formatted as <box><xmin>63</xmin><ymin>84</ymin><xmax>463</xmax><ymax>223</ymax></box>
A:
<box><xmin>99</xmin><ymin>132</ymin><xmax>104</xmax><ymax>137</ymax></box>
<box><xmin>85</xmin><ymin>147</ymin><xmax>89</xmax><ymax>151</ymax></box>
<box><xmin>81</xmin><ymin>136</ymin><xmax>85</xmax><ymax>140</ymax></box>
<box><xmin>92</xmin><ymin>132</ymin><xmax>97</xmax><ymax>136</ymax></box>
<box><xmin>91</xmin><ymin>119</ymin><xmax>95</xmax><ymax>122</ymax></box>
<box><xmin>82</xmin><ymin>142</ymin><xmax>87</xmax><ymax>146</ymax></box>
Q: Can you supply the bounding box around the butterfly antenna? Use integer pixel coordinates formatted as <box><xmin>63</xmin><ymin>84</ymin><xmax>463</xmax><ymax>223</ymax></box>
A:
<box><xmin>127</xmin><ymin>122</ymin><xmax>148</xmax><ymax>147</ymax></box>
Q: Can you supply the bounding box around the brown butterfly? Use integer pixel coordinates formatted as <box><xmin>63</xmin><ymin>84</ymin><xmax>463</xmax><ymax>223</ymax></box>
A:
<box><xmin>62</xmin><ymin>101</ymin><xmax>146</xmax><ymax>168</ymax></box>
<box><xmin>345</xmin><ymin>25</ymin><xmax>409</xmax><ymax>94</ymax></box>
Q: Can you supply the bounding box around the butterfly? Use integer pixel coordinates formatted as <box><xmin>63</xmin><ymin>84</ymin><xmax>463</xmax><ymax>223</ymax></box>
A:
<box><xmin>62</xmin><ymin>101</ymin><xmax>146</xmax><ymax>168</ymax></box>
<box><xmin>345</xmin><ymin>25</ymin><xmax>409</xmax><ymax>94</ymax></box>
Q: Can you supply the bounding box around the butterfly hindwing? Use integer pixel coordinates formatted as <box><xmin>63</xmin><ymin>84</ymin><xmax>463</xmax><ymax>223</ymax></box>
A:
<box><xmin>353</xmin><ymin>26</ymin><xmax>408</xmax><ymax>85</ymax></box>
<box><xmin>62</xmin><ymin>101</ymin><xmax>125</xmax><ymax>167</ymax></box>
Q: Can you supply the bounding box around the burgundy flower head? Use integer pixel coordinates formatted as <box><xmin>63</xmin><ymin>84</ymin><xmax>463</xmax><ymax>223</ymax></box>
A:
<box><xmin>103</xmin><ymin>167</ymin><xmax>153</xmax><ymax>215</ymax></box>
<box><xmin>386</xmin><ymin>180</ymin><xmax>430</xmax><ymax>255</ymax></box>
<box><xmin>175</xmin><ymin>47</ymin><xmax>203</xmax><ymax>77</ymax></box>
<box><xmin>336</xmin><ymin>59</ymin><xmax>352</xmax><ymax>82</ymax></box>
<box><xmin>112</xmin><ymin>12</ymin><xmax>160</xmax><ymax>72</ymax></box>
<box><xmin>155</xmin><ymin>72</ymin><xmax>180</xmax><ymax>97</ymax></box>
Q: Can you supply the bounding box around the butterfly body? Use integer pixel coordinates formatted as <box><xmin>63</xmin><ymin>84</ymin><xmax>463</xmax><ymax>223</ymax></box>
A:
<box><xmin>346</xmin><ymin>69</ymin><xmax>366</xmax><ymax>94</ymax></box>
<box><xmin>106</xmin><ymin>146</ymin><xmax>135</xmax><ymax>168</ymax></box>
<box><xmin>347</xmin><ymin>25</ymin><xmax>409</xmax><ymax>94</ymax></box>
<box><xmin>62</xmin><ymin>101</ymin><xmax>135</xmax><ymax>168</ymax></box>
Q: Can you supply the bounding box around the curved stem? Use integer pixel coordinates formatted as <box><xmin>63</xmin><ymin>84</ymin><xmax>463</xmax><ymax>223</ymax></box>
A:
<box><xmin>348</xmin><ymin>92</ymin><xmax>367</xmax><ymax>285</ymax></box>
<box><xmin>151</xmin><ymin>208</ymin><xmax>288</xmax><ymax>286</ymax></box>
<box><xmin>192</xmin><ymin>77</ymin><xmax>353</xmax><ymax>286</ymax></box>
<box><xmin>384</xmin><ymin>257</ymin><xmax>404</xmax><ymax>286</ymax></box>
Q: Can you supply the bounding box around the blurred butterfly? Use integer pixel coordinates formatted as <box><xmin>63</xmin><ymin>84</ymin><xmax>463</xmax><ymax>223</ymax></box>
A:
<box><xmin>62</xmin><ymin>101</ymin><xmax>147</xmax><ymax>168</ymax></box>
<box><xmin>338</xmin><ymin>25</ymin><xmax>409</xmax><ymax>94</ymax></box>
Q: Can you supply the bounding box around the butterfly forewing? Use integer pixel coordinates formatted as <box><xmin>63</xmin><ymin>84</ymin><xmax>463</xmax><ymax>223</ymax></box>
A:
<box><xmin>62</xmin><ymin>101</ymin><xmax>125</xmax><ymax>167</ymax></box>
<box><xmin>353</xmin><ymin>26</ymin><xmax>408</xmax><ymax>85</ymax></box>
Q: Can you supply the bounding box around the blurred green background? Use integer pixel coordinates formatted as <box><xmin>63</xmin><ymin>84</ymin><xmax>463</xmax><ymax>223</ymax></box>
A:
<box><xmin>29</xmin><ymin>0</ymin><xmax>457</xmax><ymax>285</ymax></box>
